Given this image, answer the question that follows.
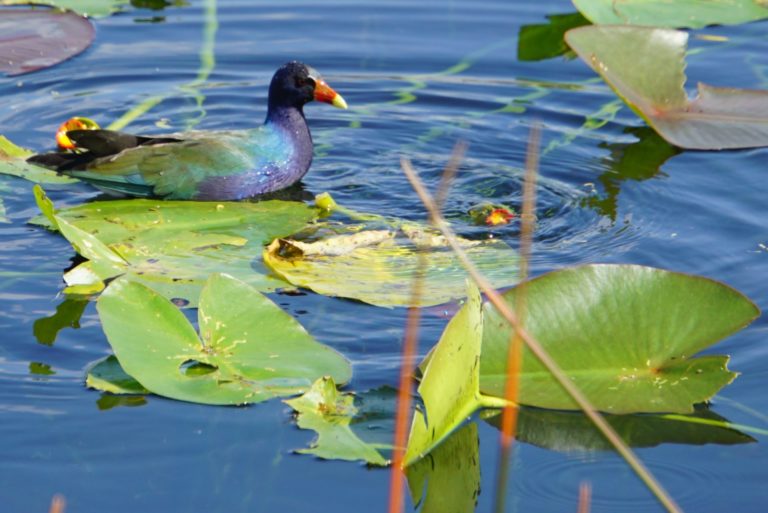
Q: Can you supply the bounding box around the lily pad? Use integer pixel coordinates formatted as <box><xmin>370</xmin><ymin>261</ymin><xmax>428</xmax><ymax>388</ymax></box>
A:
<box><xmin>0</xmin><ymin>9</ymin><xmax>94</xmax><ymax>75</ymax></box>
<box><xmin>565</xmin><ymin>25</ymin><xmax>768</xmax><ymax>150</ymax></box>
<box><xmin>33</xmin><ymin>185</ymin><xmax>318</xmax><ymax>306</ymax></box>
<box><xmin>404</xmin><ymin>282</ymin><xmax>504</xmax><ymax>466</ymax></box>
<box><xmin>96</xmin><ymin>274</ymin><xmax>352</xmax><ymax>405</ymax></box>
<box><xmin>480</xmin><ymin>265</ymin><xmax>759</xmax><ymax>414</ymax></box>
<box><xmin>1</xmin><ymin>137</ymin><xmax>77</xmax><ymax>184</ymax></box>
<box><xmin>285</xmin><ymin>377</ymin><xmax>391</xmax><ymax>466</ymax></box>
<box><xmin>0</xmin><ymin>1</ymin><xmax>128</xmax><ymax>17</ymax></box>
<box><xmin>264</xmin><ymin>223</ymin><xmax>518</xmax><ymax>307</ymax></box>
<box><xmin>572</xmin><ymin>0</ymin><xmax>768</xmax><ymax>28</ymax></box>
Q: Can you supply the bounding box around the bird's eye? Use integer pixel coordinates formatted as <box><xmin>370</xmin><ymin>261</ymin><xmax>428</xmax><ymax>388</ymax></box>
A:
<box><xmin>294</xmin><ymin>76</ymin><xmax>315</xmax><ymax>88</ymax></box>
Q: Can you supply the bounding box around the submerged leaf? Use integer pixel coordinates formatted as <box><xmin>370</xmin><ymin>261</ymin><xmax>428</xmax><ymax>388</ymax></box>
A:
<box><xmin>572</xmin><ymin>0</ymin><xmax>768</xmax><ymax>29</ymax></box>
<box><xmin>0</xmin><ymin>9</ymin><xmax>94</xmax><ymax>75</ymax></box>
<box><xmin>1</xmin><ymin>137</ymin><xmax>76</xmax><ymax>184</ymax></box>
<box><xmin>480</xmin><ymin>265</ymin><xmax>759</xmax><ymax>414</ymax></box>
<box><xmin>285</xmin><ymin>377</ymin><xmax>390</xmax><ymax>465</ymax></box>
<box><xmin>96</xmin><ymin>274</ymin><xmax>351</xmax><ymax>405</ymax></box>
<box><xmin>264</xmin><ymin>223</ymin><xmax>517</xmax><ymax>307</ymax></box>
<box><xmin>566</xmin><ymin>26</ymin><xmax>768</xmax><ymax>149</ymax></box>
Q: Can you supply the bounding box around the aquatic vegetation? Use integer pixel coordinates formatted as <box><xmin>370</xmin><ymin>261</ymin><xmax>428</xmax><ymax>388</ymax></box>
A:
<box><xmin>96</xmin><ymin>273</ymin><xmax>351</xmax><ymax>405</ymax></box>
<box><xmin>572</xmin><ymin>0</ymin><xmax>768</xmax><ymax>29</ymax></box>
<box><xmin>566</xmin><ymin>26</ymin><xmax>768</xmax><ymax>149</ymax></box>
<box><xmin>0</xmin><ymin>9</ymin><xmax>94</xmax><ymax>75</ymax></box>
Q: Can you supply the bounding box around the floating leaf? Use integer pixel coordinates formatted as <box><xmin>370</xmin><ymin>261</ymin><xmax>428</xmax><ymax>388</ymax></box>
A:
<box><xmin>404</xmin><ymin>282</ymin><xmax>504</xmax><ymax>466</ymax></box>
<box><xmin>96</xmin><ymin>274</ymin><xmax>351</xmax><ymax>405</ymax></box>
<box><xmin>264</xmin><ymin>223</ymin><xmax>517</xmax><ymax>307</ymax></box>
<box><xmin>86</xmin><ymin>355</ymin><xmax>149</xmax><ymax>395</ymax></box>
<box><xmin>480</xmin><ymin>265</ymin><xmax>759</xmax><ymax>414</ymax></box>
<box><xmin>0</xmin><ymin>9</ymin><xmax>94</xmax><ymax>75</ymax></box>
<box><xmin>517</xmin><ymin>12</ymin><xmax>589</xmax><ymax>61</ymax></box>
<box><xmin>0</xmin><ymin>1</ymin><xmax>129</xmax><ymax>17</ymax></box>
<box><xmin>33</xmin><ymin>186</ymin><xmax>318</xmax><ymax>306</ymax></box>
<box><xmin>285</xmin><ymin>377</ymin><xmax>390</xmax><ymax>465</ymax></box>
<box><xmin>572</xmin><ymin>0</ymin><xmax>768</xmax><ymax>29</ymax></box>
<box><xmin>565</xmin><ymin>26</ymin><xmax>768</xmax><ymax>149</ymax></box>
<box><xmin>483</xmin><ymin>406</ymin><xmax>756</xmax><ymax>451</ymax></box>
<box><xmin>406</xmin><ymin>423</ymin><xmax>481</xmax><ymax>513</ymax></box>
<box><xmin>1</xmin><ymin>136</ymin><xmax>76</xmax><ymax>184</ymax></box>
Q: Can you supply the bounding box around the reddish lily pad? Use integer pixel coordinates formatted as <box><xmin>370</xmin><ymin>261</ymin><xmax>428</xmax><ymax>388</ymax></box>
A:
<box><xmin>0</xmin><ymin>9</ymin><xmax>94</xmax><ymax>76</ymax></box>
<box><xmin>566</xmin><ymin>25</ymin><xmax>768</xmax><ymax>150</ymax></box>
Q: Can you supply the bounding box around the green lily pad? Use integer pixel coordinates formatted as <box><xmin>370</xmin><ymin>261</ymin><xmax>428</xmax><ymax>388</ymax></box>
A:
<box><xmin>33</xmin><ymin>185</ymin><xmax>317</xmax><ymax>306</ymax></box>
<box><xmin>480</xmin><ymin>265</ymin><xmax>759</xmax><ymax>414</ymax></box>
<box><xmin>285</xmin><ymin>377</ymin><xmax>390</xmax><ymax>465</ymax></box>
<box><xmin>406</xmin><ymin>422</ymin><xmax>481</xmax><ymax>513</ymax></box>
<box><xmin>565</xmin><ymin>26</ymin><xmax>768</xmax><ymax>150</ymax></box>
<box><xmin>404</xmin><ymin>282</ymin><xmax>504</xmax><ymax>466</ymax></box>
<box><xmin>0</xmin><ymin>0</ymin><xmax>129</xmax><ymax>17</ymax></box>
<box><xmin>572</xmin><ymin>0</ymin><xmax>768</xmax><ymax>28</ymax></box>
<box><xmin>96</xmin><ymin>274</ymin><xmax>352</xmax><ymax>405</ymax></box>
<box><xmin>86</xmin><ymin>355</ymin><xmax>149</xmax><ymax>395</ymax></box>
<box><xmin>1</xmin><ymin>136</ymin><xmax>76</xmax><ymax>184</ymax></box>
<box><xmin>264</xmin><ymin>223</ymin><xmax>518</xmax><ymax>307</ymax></box>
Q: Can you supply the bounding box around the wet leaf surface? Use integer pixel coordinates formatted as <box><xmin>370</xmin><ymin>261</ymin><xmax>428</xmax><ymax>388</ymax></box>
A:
<box><xmin>480</xmin><ymin>264</ymin><xmax>760</xmax><ymax>413</ymax></box>
<box><xmin>96</xmin><ymin>274</ymin><xmax>352</xmax><ymax>405</ymax></box>
<box><xmin>285</xmin><ymin>377</ymin><xmax>390</xmax><ymax>465</ymax></box>
<box><xmin>33</xmin><ymin>186</ymin><xmax>317</xmax><ymax>306</ymax></box>
<box><xmin>264</xmin><ymin>223</ymin><xmax>517</xmax><ymax>307</ymax></box>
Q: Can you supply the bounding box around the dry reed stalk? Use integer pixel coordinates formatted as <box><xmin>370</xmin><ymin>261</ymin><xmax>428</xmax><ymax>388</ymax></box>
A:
<box><xmin>493</xmin><ymin>125</ymin><xmax>540</xmax><ymax>513</ymax></box>
<box><xmin>578</xmin><ymin>481</ymin><xmax>592</xmax><ymax>513</ymax></box>
<box><xmin>387</xmin><ymin>144</ymin><xmax>466</xmax><ymax>513</ymax></box>
<box><xmin>49</xmin><ymin>495</ymin><xmax>65</xmax><ymax>513</ymax></box>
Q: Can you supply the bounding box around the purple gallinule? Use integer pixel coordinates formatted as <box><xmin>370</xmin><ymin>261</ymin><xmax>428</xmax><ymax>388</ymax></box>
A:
<box><xmin>28</xmin><ymin>61</ymin><xmax>347</xmax><ymax>200</ymax></box>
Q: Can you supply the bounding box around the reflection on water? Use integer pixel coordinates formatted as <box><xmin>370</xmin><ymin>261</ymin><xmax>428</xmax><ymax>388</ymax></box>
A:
<box><xmin>584</xmin><ymin>126</ymin><xmax>682</xmax><ymax>220</ymax></box>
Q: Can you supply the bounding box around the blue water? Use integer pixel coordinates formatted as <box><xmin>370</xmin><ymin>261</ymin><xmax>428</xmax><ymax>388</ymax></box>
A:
<box><xmin>1</xmin><ymin>1</ymin><xmax>767</xmax><ymax>511</ymax></box>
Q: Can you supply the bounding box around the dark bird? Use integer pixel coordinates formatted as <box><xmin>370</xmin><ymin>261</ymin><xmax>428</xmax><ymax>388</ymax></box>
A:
<box><xmin>27</xmin><ymin>61</ymin><xmax>347</xmax><ymax>200</ymax></box>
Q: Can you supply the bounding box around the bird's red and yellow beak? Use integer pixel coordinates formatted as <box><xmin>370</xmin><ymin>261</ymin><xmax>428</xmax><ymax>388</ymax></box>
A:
<box><xmin>313</xmin><ymin>79</ymin><xmax>348</xmax><ymax>109</ymax></box>
<box><xmin>56</xmin><ymin>116</ymin><xmax>100</xmax><ymax>151</ymax></box>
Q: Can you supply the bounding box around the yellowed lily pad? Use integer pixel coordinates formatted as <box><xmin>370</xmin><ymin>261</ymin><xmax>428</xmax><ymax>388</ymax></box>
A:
<box><xmin>264</xmin><ymin>223</ymin><xmax>518</xmax><ymax>307</ymax></box>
